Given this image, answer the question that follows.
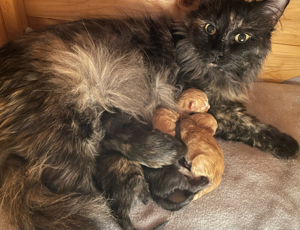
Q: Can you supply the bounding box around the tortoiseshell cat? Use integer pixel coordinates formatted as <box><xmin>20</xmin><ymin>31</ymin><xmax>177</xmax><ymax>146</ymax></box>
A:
<box><xmin>0</xmin><ymin>0</ymin><xmax>298</xmax><ymax>229</ymax></box>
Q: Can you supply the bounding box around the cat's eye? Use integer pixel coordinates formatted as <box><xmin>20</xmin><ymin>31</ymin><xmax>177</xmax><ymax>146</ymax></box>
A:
<box><xmin>205</xmin><ymin>24</ymin><xmax>217</xmax><ymax>35</ymax></box>
<box><xmin>235</xmin><ymin>33</ymin><xmax>250</xmax><ymax>43</ymax></box>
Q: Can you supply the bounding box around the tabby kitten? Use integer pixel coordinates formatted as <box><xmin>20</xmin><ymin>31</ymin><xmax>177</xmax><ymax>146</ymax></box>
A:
<box><xmin>0</xmin><ymin>0</ymin><xmax>298</xmax><ymax>229</ymax></box>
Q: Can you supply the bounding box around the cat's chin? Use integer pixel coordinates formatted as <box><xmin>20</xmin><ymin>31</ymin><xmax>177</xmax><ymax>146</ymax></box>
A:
<box><xmin>207</xmin><ymin>63</ymin><xmax>224</xmax><ymax>72</ymax></box>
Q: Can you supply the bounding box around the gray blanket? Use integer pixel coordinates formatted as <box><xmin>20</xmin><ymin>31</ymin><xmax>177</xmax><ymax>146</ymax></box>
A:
<box><xmin>1</xmin><ymin>79</ymin><xmax>299</xmax><ymax>230</ymax></box>
<box><xmin>130</xmin><ymin>78</ymin><xmax>300</xmax><ymax>230</ymax></box>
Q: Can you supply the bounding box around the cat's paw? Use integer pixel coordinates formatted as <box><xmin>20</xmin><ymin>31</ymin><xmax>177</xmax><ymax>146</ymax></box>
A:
<box><xmin>258</xmin><ymin>129</ymin><xmax>299</xmax><ymax>159</ymax></box>
<box><xmin>270</xmin><ymin>133</ymin><xmax>299</xmax><ymax>159</ymax></box>
<box><xmin>132</xmin><ymin>129</ymin><xmax>187</xmax><ymax>168</ymax></box>
<box><xmin>137</xmin><ymin>178</ymin><xmax>151</xmax><ymax>205</ymax></box>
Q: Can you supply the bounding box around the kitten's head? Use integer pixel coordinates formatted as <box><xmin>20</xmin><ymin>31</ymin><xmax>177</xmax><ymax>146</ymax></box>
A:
<box><xmin>176</xmin><ymin>0</ymin><xmax>289</xmax><ymax>101</ymax></box>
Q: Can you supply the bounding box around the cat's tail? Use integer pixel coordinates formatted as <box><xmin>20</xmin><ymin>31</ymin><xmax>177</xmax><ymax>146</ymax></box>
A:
<box><xmin>0</xmin><ymin>155</ymin><xmax>114</xmax><ymax>230</ymax></box>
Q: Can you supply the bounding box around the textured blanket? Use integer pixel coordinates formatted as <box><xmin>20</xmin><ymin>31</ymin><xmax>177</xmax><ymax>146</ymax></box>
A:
<box><xmin>129</xmin><ymin>78</ymin><xmax>300</xmax><ymax>230</ymax></box>
<box><xmin>1</xmin><ymin>79</ymin><xmax>299</xmax><ymax>230</ymax></box>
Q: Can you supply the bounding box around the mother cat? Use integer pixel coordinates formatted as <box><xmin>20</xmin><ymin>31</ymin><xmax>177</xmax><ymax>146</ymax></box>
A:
<box><xmin>0</xmin><ymin>0</ymin><xmax>298</xmax><ymax>229</ymax></box>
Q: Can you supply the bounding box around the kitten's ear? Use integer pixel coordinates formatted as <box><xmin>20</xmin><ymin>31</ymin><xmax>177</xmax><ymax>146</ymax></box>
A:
<box><xmin>264</xmin><ymin>0</ymin><xmax>290</xmax><ymax>26</ymax></box>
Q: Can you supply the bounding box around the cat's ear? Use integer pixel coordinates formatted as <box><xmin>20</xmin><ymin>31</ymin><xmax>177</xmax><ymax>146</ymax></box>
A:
<box><xmin>263</xmin><ymin>0</ymin><xmax>290</xmax><ymax>26</ymax></box>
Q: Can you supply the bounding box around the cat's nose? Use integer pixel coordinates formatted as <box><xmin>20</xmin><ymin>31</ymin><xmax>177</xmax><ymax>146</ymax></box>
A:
<box><xmin>211</xmin><ymin>50</ymin><xmax>223</xmax><ymax>58</ymax></box>
<box><xmin>209</xmin><ymin>50</ymin><xmax>224</xmax><ymax>64</ymax></box>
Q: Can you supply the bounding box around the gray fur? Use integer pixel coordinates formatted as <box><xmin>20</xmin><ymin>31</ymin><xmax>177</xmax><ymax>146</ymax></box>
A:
<box><xmin>0</xmin><ymin>0</ymin><xmax>296</xmax><ymax>229</ymax></box>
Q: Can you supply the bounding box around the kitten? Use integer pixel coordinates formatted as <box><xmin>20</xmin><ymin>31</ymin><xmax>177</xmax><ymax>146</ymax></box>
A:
<box><xmin>0</xmin><ymin>0</ymin><xmax>298</xmax><ymax>230</ymax></box>
<box><xmin>94</xmin><ymin>150</ymin><xmax>151</xmax><ymax>230</ymax></box>
<box><xmin>150</xmin><ymin>88</ymin><xmax>224</xmax><ymax>204</ymax></box>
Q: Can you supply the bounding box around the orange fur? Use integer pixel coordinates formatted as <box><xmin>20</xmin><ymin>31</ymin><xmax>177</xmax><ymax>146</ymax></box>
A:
<box><xmin>177</xmin><ymin>88</ymin><xmax>210</xmax><ymax>114</ymax></box>
<box><xmin>152</xmin><ymin>88</ymin><xmax>224</xmax><ymax>200</ymax></box>
<box><xmin>152</xmin><ymin>108</ymin><xmax>179</xmax><ymax>137</ymax></box>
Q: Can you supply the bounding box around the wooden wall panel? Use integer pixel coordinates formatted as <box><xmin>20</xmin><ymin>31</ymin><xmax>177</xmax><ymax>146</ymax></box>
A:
<box><xmin>261</xmin><ymin>0</ymin><xmax>300</xmax><ymax>81</ymax></box>
<box><xmin>24</xmin><ymin>0</ymin><xmax>180</xmax><ymax>21</ymax></box>
<box><xmin>271</xmin><ymin>0</ymin><xmax>300</xmax><ymax>47</ymax></box>
<box><xmin>0</xmin><ymin>0</ymin><xmax>28</xmax><ymax>40</ymax></box>
<box><xmin>27</xmin><ymin>16</ymin><xmax>64</xmax><ymax>30</ymax></box>
<box><xmin>261</xmin><ymin>44</ymin><xmax>300</xmax><ymax>81</ymax></box>
<box><xmin>0</xmin><ymin>6</ymin><xmax>8</xmax><ymax>46</ymax></box>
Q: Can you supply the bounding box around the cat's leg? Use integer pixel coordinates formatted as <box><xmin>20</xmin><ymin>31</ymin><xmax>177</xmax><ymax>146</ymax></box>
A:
<box><xmin>210</xmin><ymin>101</ymin><xmax>299</xmax><ymax>159</ymax></box>
<box><xmin>101</xmin><ymin>112</ymin><xmax>187</xmax><ymax>168</ymax></box>
<box><xmin>94</xmin><ymin>150</ymin><xmax>150</xmax><ymax>230</ymax></box>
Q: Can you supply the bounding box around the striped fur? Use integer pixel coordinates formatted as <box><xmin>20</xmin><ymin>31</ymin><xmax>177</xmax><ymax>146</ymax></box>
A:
<box><xmin>0</xmin><ymin>0</ymin><xmax>297</xmax><ymax>229</ymax></box>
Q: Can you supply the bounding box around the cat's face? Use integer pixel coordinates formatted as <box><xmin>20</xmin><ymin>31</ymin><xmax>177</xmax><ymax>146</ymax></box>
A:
<box><xmin>177</xmin><ymin>0</ymin><xmax>289</xmax><ymax>99</ymax></box>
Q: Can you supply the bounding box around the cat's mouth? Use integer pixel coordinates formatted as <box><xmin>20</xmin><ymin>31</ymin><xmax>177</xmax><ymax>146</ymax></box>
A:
<box><xmin>208</xmin><ymin>61</ymin><xmax>223</xmax><ymax>69</ymax></box>
<box><xmin>208</xmin><ymin>62</ymin><xmax>218</xmax><ymax>67</ymax></box>
<box><xmin>207</xmin><ymin>62</ymin><xmax>225</xmax><ymax>72</ymax></box>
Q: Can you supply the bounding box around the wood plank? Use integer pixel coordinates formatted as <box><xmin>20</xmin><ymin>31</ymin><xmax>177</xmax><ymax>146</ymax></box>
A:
<box><xmin>24</xmin><ymin>0</ymin><xmax>181</xmax><ymax>21</ymax></box>
<box><xmin>0</xmin><ymin>6</ymin><xmax>8</xmax><ymax>46</ymax></box>
<box><xmin>261</xmin><ymin>43</ymin><xmax>300</xmax><ymax>81</ymax></box>
<box><xmin>0</xmin><ymin>0</ymin><xmax>28</xmax><ymax>39</ymax></box>
<box><xmin>27</xmin><ymin>16</ymin><xmax>65</xmax><ymax>30</ymax></box>
<box><xmin>272</xmin><ymin>0</ymin><xmax>300</xmax><ymax>47</ymax></box>
<box><xmin>260</xmin><ymin>0</ymin><xmax>300</xmax><ymax>82</ymax></box>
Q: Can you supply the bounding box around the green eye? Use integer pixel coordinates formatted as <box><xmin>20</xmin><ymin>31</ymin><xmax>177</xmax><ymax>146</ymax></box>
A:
<box><xmin>235</xmin><ymin>33</ymin><xmax>250</xmax><ymax>43</ymax></box>
<box><xmin>205</xmin><ymin>24</ymin><xmax>217</xmax><ymax>35</ymax></box>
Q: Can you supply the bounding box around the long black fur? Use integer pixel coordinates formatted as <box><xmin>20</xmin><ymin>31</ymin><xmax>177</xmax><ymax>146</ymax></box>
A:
<box><xmin>0</xmin><ymin>0</ymin><xmax>298</xmax><ymax>229</ymax></box>
<box><xmin>143</xmin><ymin>162</ymin><xmax>209</xmax><ymax>211</ymax></box>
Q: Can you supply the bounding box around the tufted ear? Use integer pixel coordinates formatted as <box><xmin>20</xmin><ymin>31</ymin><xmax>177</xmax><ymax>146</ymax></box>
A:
<box><xmin>264</xmin><ymin>0</ymin><xmax>290</xmax><ymax>26</ymax></box>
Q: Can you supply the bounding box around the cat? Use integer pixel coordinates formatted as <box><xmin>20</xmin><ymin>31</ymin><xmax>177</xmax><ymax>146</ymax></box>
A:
<box><xmin>0</xmin><ymin>0</ymin><xmax>298</xmax><ymax>229</ymax></box>
<box><xmin>175</xmin><ymin>0</ymin><xmax>298</xmax><ymax>160</ymax></box>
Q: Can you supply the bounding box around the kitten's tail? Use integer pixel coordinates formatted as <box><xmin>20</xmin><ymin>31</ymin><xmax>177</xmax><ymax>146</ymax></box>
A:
<box><xmin>0</xmin><ymin>156</ymin><xmax>114</xmax><ymax>230</ymax></box>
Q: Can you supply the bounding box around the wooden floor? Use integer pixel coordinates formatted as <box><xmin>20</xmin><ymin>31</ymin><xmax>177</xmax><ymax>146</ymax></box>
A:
<box><xmin>0</xmin><ymin>0</ymin><xmax>299</xmax><ymax>82</ymax></box>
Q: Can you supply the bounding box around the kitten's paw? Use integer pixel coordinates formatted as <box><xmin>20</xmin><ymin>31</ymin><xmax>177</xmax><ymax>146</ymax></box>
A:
<box><xmin>133</xmin><ymin>129</ymin><xmax>187</xmax><ymax>168</ymax></box>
